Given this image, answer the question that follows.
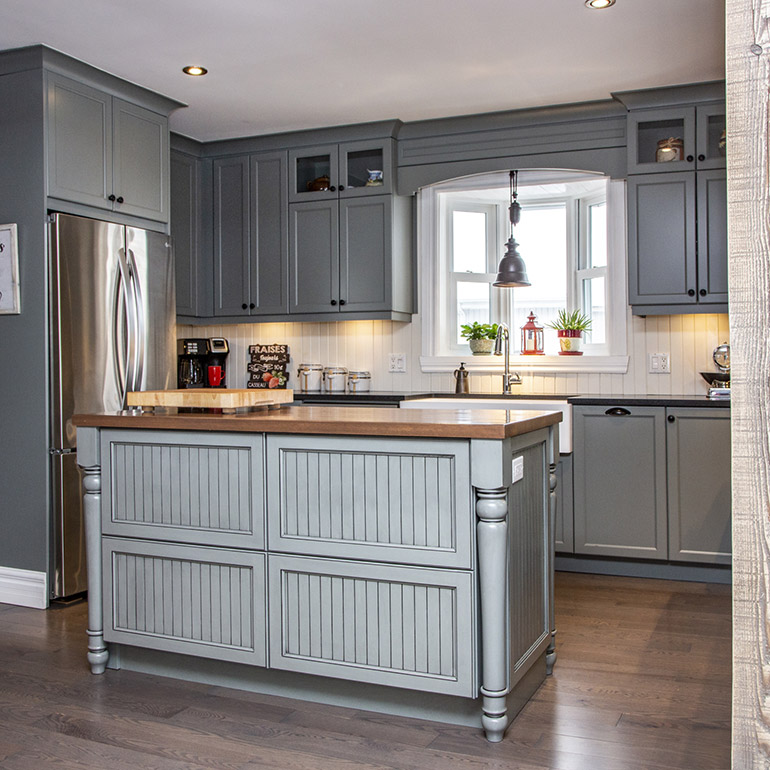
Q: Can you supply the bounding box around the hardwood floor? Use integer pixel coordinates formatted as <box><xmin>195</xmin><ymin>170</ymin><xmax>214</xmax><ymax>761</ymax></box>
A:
<box><xmin>0</xmin><ymin>572</ymin><xmax>731</xmax><ymax>770</ymax></box>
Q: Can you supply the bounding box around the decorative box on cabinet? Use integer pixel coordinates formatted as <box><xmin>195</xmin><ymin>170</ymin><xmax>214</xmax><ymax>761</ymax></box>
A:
<box><xmin>213</xmin><ymin>152</ymin><xmax>289</xmax><ymax>317</ymax></box>
<box><xmin>46</xmin><ymin>72</ymin><xmax>172</xmax><ymax>223</ymax></box>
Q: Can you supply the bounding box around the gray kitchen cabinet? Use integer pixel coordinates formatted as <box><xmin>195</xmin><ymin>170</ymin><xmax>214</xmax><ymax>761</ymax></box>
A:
<box><xmin>213</xmin><ymin>152</ymin><xmax>289</xmax><ymax>317</ymax></box>
<box><xmin>666</xmin><ymin>408</ymin><xmax>731</xmax><ymax>565</ymax></box>
<box><xmin>554</xmin><ymin>454</ymin><xmax>574</xmax><ymax>554</ymax></box>
<box><xmin>573</xmin><ymin>405</ymin><xmax>668</xmax><ymax>559</ymax></box>
<box><xmin>171</xmin><ymin>150</ymin><xmax>203</xmax><ymax>317</ymax></box>
<box><xmin>46</xmin><ymin>72</ymin><xmax>170</xmax><ymax>223</ymax></box>
<box><xmin>696</xmin><ymin>168</ymin><xmax>728</xmax><ymax>304</ymax></box>
<box><xmin>289</xmin><ymin>194</ymin><xmax>412</xmax><ymax>317</ymax></box>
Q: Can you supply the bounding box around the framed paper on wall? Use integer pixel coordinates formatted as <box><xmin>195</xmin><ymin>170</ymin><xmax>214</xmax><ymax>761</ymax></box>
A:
<box><xmin>0</xmin><ymin>223</ymin><xmax>20</xmax><ymax>314</ymax></box>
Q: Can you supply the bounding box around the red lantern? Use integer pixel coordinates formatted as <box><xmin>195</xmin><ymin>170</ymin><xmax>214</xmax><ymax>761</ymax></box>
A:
<box><xmin>521</xmin><ymin>311</ymin><xmax>544</xmax><ymax>355</ymax></box>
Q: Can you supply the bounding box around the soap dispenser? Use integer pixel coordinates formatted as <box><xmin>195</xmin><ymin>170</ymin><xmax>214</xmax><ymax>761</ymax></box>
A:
<box><xmin>454</xmin><ymin>362</ymin><xmax>470</xmax><ymax>394</ymax></box>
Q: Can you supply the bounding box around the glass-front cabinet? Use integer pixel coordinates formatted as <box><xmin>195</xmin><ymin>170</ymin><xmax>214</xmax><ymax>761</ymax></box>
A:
<box><xmin>289</xmin><ymin>139</ymin><xmax>394</xmax><ymax>202</ymax></box>
<box><xmin>627</xmin><ymin>103</ymin><xmax>726</xmax><ymax>174</ymax></box>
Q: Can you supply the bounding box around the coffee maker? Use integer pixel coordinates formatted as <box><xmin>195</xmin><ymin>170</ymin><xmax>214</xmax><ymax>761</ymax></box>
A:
<box><xmin>205</xmin><ymin>337</ymin><xmax>229</xmax><ymax>388</ymax></box>
<box><xmin>177</xmin><ymin>338</ymin><xmax>207</xmax><ymax>389</ymax></box>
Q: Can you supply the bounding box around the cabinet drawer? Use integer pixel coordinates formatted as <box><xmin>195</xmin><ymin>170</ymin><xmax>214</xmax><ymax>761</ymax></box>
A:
<box><xmin>101</xmin><ymin>430</ymin><xmax>264</xmax><ymax>549</ymax></box>
<box><xmin>268</xmin><ymin>554</ymin><xmax>476</xmax><ymax>696</ymax></box>
<box><xmin>266</xmin><ymin>435</ymin><xmax>472</xmax><ymax>568</ymax></box>
<box><xmin>103</xmin><ymin>538</ymin><xmax>266</xmax><ymax>666</ymax></box>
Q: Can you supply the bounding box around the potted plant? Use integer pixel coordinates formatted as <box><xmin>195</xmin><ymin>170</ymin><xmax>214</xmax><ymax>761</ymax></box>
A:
<box><xmin>460</xmin><ymin>322</ymin><xmax>499</xmax><ymax>355</ymax></box>
<box><xmin>547</xmin><ymin>310</ymin><xmax>592</xmax><ymax>355</ymax></box>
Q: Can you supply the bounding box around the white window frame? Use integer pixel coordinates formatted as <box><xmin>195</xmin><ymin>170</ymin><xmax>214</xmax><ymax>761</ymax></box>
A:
<box><xmin>418</xmin><ymin>170</ymin><xmax>628</xmax><ymax>374</ymax></box>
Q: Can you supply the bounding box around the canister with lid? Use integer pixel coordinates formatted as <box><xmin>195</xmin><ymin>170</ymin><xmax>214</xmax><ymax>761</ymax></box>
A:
<box><xmin>323</xmin><ymin>365</ymin><xmax>348</xmax><ymax>392</ymax></box>
<box><xmin>296</xmin><ymin>363</ymin><xmax>323</xmax><ymax>392</ymax></box>
<box><xmin>347</xmin><ymin>371</ymin><xmax>371</xmax><ymax>393</ymax></box>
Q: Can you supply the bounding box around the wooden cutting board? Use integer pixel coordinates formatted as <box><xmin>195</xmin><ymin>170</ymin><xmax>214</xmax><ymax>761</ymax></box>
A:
<box><xmin>127</xmin><ymin>389</ymin><xmax>294</xmax><ymax>412</ymax></box>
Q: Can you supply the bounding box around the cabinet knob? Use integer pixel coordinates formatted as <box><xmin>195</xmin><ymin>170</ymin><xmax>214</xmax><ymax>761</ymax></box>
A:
<box><xmin>241</xmin><ymin>303</ymin><xmax>248</xmax><ymax>310</ymax></box>
<box><xmin>339</xmin><ymin>185</ymin><xmax>345</xmax><ymax>191</ymax></box>
<box><xmin>249</xmin><ymin>302</ymin><xmax>256</xmax><ymax>309</ymax></box>
<box><xmin>699</xmin><ymin>289</ymin><xmax>707</xmax><ymax>297</ymax></box>
<box><xmin>108</xmin><ymin>194</ymin><xmax>116</xmax><ymax>202</ymax></box>
<box><xmin>605</xmin><ymin>407</ymin><xmax>631</xmax><ymax>416</ymax></box>
<box><xmin>667</xmin><ymin>415</ymin><xmax>676</xmax><ymax>423</ymax></box>
<box><xmin>339</xmin><ymin>299</ymin><xmax>346</xmax><ymax>306</ymax></box>
<box><xmin>688</xmin><ymin>289</ymin><xmax>696</xmax><ymax>297</ymax></box>
<box><xmin>686</xmin><ymin>155</ymin><xmax>694</xmax><ymax>163</ymax></box>
<box><xmin>330</xmin><ymin>299</ymin><xmax>337</xmax><ymax>306</ymax></box>
<box><xmin>698</xmin><ymin>154</ymin><xmax>706</xmax><ymax>162</ymax></box>
<box><xmin>329</xmin><ymin>185</ymin><xmax>336</xmax><ymax>192</ymax></box>
<box><xmin>116</xmin><ymin>196</ymin><xmax>124</xmax><ymax>204</ymax></box>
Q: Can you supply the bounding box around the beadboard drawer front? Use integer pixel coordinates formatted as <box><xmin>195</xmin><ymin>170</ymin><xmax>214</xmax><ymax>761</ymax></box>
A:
<box><xmin>103</xmin><ymin>538</ymin><xmax>266</xmax><ymax>665</ymax></box>
<box><xmin>266</xmin><ymin>435</ymin><xmax>472</xmax><ymax>568</ymax></box>
<box><xmin>268</xmin><ymin>555</ymin><xmax>476</xmax><ymax>696</ymax></box>
<box><xmin>101</xmin><ymin>430</ymin><xmax>264</xmax><ymax>549</ymax></box>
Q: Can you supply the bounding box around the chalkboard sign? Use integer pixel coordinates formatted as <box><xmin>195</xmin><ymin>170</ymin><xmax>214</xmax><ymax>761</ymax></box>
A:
<box><xmin>247</xmin><ymin>344</ymin><xmax>289</xmax><ymax>389</ymax></box>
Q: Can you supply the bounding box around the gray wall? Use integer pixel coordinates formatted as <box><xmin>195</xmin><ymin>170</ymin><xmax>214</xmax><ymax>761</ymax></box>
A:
<box><xmin>0</xmin><ymin>68</ymin><xmax>49</xmax><ymax>574</ymax></box>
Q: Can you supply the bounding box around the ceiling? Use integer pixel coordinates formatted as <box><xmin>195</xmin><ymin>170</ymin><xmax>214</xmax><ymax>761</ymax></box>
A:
<box><xmin>0</xmin><ymin>0</ymin><xmax>725</xmax><ymax>143</ymax></box>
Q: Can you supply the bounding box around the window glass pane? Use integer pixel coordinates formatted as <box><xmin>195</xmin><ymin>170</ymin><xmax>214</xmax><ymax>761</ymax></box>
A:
<box><xmin>453</xmin><ymin>211</ymin><xmax>488</xmax><ymax>273</ymax></box>
<box><xmin>589</xmin><ymin>202</ymin><xmax>607</xmax><ymax>268</ymax></box>
<box><xmin>512</xmin><ymin>206</ymin><xmax>568</xmax><ymax>352</ymax></box>
<box><xmin>583</xmin><ymin>277</ymin><xmax>606</xmax><ymax>344</ymax></box>
<box><xmin>456</xmin><ymin>281</ymin><xmax>490</xmax><ymax>344</ymax></box>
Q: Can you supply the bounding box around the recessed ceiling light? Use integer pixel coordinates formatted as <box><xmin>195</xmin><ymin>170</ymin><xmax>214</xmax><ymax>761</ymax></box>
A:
<box><xmin>182</xmin><ymin>66</ymin><xmax>208</xmax><ymax>76</ymax></box>
<box><xmin>585</xmin><ymin>0</ymin><xmax>615</xmax><ymax>7</ymax></box>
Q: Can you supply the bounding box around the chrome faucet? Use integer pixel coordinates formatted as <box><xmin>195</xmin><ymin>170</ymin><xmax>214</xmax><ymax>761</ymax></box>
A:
<box><xmin>494</xmin><ymin>323</ymin><xmax>522</xmax><ymax>394</ymax></box>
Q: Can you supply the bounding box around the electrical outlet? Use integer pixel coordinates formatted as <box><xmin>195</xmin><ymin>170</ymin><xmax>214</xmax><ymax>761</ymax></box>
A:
<box><xmin>388</xmin><ymin>353</ymin><xmax>407</xmax><ymax>373</ymax></box>
<box><xmin>512</xmin><ymin>456</ymin><xmax>524</xmax><ymax>484</ymax></box>
<box><xmin>648</xmin><ymin>353</ymin><xmax>671</xmax><ymax>373</ymax></box>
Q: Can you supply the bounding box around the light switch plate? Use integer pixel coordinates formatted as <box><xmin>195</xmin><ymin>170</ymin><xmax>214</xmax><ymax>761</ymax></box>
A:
<box><xmin>512</xmin><ymin>455</ymin><xmax>524</xmax><ymax>484</ymax></box>
<box><xmin>389</xmin><ymin>353</ymin><xmax>407</xmax><ymax>373</ymax></box>
<box><xmin>648</xmin><ymin>353</ymin><xmax>671</xmax><ymax>373</ymax></box>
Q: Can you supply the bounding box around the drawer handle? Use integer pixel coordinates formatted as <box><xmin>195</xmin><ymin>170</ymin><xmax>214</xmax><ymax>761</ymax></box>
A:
<box><xmin>605</xmin><ymin>407</ymin><xmax>631</xmax><ymax>416</ymax></box>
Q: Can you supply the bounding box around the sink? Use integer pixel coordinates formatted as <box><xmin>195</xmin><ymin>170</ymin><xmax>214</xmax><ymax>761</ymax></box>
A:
<box><xmin>399</xmin><ymin>397</ymin><xmax>572</xmax><ymax>453</ymax></box>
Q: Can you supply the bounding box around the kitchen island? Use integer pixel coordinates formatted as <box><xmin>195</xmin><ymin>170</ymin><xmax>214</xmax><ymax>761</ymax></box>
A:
<box><xmin>73</xmin><ymin>405</ymin><xmax>561</xmax><ymax>742</ymax></box>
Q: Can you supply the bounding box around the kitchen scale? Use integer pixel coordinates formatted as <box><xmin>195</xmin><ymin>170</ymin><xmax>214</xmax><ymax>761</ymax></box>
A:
<box><xmin>700</xmin><ymin>343</ymin><xmax>730</xmax><ymax>399</ymax></box>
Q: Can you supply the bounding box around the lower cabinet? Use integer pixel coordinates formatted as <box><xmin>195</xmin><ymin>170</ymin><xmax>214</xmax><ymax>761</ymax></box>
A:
<box><xmin>267</xmin><ymin>554</ymin><xmax>476</xmax><ymax>696</ymax></box>
<box><xmin>103</xmin><ymin>537</ymin><xmax>267</xmax><ymax>666</ymax></box>
<box><xmin>572</xmin><ymin>404</ymin><xmax>731</xmax><ymax>564</ymax></box>
<box><xmin>554</xmin><ymin>454</ymin><xmax>574</xmax><ymax>553</ymax></box>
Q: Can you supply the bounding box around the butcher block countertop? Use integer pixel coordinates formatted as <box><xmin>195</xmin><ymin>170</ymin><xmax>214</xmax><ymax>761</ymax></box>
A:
<box><xmin>72</xmin><ymin>405</ymin><xmax>562</xmax><ymax>440</ymax></box>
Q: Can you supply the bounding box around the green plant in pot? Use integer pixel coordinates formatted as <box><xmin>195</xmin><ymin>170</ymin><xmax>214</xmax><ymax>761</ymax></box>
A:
<box><xmin>547</xmin><ymin>310</ymin><xmax>592</xmax><ymax>355</ymax></box>
<box><xmin>460</xmin><ymin>322</ymin><xmax>499</xmax><ymax>355</ymax></box>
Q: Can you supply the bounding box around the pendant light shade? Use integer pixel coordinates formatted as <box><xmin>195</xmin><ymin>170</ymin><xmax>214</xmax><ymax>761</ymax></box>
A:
<box><xmin>494</xmin><ymin>171</ymin><xmax>531</xmax><ymax>288</ymax></box>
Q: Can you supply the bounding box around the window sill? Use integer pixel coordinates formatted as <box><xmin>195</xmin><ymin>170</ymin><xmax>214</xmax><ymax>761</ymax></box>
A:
<box><xmin>420</xmin><ymin>355</ymin><xmax>629</xmax><ymax>374</ymax></box>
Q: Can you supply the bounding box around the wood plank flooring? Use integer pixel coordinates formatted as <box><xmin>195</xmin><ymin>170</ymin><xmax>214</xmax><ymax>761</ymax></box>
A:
<box><xmin>0</xmin><ymin>572</ymin><xmax>731</xmax><ymax>770</ymax></box>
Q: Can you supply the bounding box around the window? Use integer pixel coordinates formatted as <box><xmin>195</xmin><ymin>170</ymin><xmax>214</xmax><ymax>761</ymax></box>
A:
<box><xmin>419</xmin><ymin>170</ymin><xmax>628</xmax><ymax>372</ymax></box>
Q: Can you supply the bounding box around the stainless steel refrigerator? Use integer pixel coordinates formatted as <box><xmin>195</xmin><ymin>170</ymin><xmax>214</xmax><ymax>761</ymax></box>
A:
<box><xmin>48</xmin><ymin>213</ymin><xmax>175</xmax><ymax>599</ymax></box>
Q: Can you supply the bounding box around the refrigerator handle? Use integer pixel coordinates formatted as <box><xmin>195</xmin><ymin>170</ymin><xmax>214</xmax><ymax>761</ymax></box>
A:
<box><xmin>127</xmin><ymin>248</ymin><xmax>146</xmax><ymax>392</ymax></box>
<box><xmin>114</xmin><ymin>247</ymin><xmax>136</xmax><ymax>407</ymax></box>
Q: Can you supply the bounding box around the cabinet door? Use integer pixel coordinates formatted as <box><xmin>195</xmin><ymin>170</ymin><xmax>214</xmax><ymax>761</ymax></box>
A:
<box><xmin>666</xmin><ymin>409</ymin><xmax>731</xmax><ymax>564</ymax></box>
<box><xmin>339</xmin><ymin>196</ymin><xmax>392</xmax><ymax>313</ymax></box>
<box><xmin>573</xmin><ymin>406</ymin><xmax>668</xmax><ymax>559</ymax></box>
<box><xmin>289</xmin><ymin>200</ymin><xmax>339</xmax><ymax>313</ymax></box>
<box><xmin>289</xmin><ymin>144</ymin><xmax>339</xmax><ymax>202</ymax></box>
<box><xmin>339</xmin><ymin>139</ymin><xmax>394</xmax><ymax>197</ymax></box>
<box><xmin>213</xmin><ymin>156</ymin><xmax>251</xmax><ymax>316</ymax></box>
<box><xmin>696</xmin><ymin>169</ymin><xmax>728</xmax><ymax>304</ymax></box>
<box><xmin>695</xmin><ymin>103</ymin><xmax>727</xmax><ymax>170</ymax></box>
<box><xmin>627</xmin><ymin>106</ymin><xmax>696</xmax><ymax>174</ymax></box>
<box><xmin>112</xmin><ymin>98</ymin><xmax>169</xmax><ymax>222</ymax></box>
<box><xmin>171</xmin><ymin>151</ymin><xmax>199</xmax><ymax>316</ymax></box>
<box><xmin>46</xmin><ymin>73</ymin><xmax>112</xmax><ymax>210</ymax></box>
<box><xmin>554</xmin><ymin>453</ymin><xmax>574</xmax><ymax>553</ymax></box>
<box><xmin>628</xmin><ymin>172</ymin><xmax>697</xmax><ymax>306</ymax></box>
<box><xmin>250</xmin><ymin>152</ymin><xmax>289</xmax><ymax>315</ymax></box>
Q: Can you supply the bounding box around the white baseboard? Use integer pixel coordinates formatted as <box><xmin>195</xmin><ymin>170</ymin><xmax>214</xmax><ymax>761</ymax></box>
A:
<box><xmin>0</xmin><ymin>567</ymin><xmax>48</xmax><ymax>609</ymax></box>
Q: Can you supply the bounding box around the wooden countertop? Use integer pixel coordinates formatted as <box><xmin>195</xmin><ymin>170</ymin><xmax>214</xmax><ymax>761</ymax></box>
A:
<box><xmin>72</xmin><ymin>405</ymin><xmax>561</xmax><ymax>440</ymax></box>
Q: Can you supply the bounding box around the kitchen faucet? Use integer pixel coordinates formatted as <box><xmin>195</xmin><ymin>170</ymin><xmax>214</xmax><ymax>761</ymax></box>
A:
<box><xmin>494</xmin><ymin>323</ymin><xmax>522</xmax><ymax>394</ymax></box>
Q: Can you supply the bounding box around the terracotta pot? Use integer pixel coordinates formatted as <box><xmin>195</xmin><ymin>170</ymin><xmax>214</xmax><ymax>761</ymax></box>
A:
<box><xmin>469</xmin><ymin>338</ymin><xmax>495</xmax><ymax>355</ymax></box>
<box><xmin>557</xmin><ymin>329</ymin><xmax>583</xmax><ymax>355</ymax></box>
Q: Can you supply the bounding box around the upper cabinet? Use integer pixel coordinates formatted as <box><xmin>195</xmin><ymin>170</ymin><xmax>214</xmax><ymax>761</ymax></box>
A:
<box><xmin>46</xmin><ymin>72</ymin><xmax>170</xmax><ymax>223</ymax></box>
<box><xmin>289</xmin><ymin>139</ymin><xmax>394</xmax><ymax>202</ymax></box>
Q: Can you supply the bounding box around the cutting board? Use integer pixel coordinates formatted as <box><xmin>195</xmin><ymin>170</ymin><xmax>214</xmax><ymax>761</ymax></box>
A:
<box><xmin>127</xmin><ymin>389</ymin><xmax>294</xmax><ymax>412</ymax></box>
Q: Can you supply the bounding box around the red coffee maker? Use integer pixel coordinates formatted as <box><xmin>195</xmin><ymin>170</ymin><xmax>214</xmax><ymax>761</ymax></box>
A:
<box><xmin>205</xmin><ymin>337</ymin><xmax>229</xmax><ymax>388</ymax></box>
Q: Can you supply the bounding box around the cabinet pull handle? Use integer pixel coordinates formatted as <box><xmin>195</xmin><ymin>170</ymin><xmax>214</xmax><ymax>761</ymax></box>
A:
<box><xmin>116</xmin><ymin>196</ymin><xmax>124</xmax><ymax>204</ymax></box>
<box><xmin>339</xmin><ymin>299</ymin><xmax>346</xmax><ymax>306</ymax></box>
<box><xmin>699</xmin><ymin>289</ymin><xmax>707</xmax><ymax>297</ymax></box>
<box><xmin>241</xmin><ymin>303</ymin><xmax>248</xmax><ymax>310</ymax></box>
<box><xmin>688</xmin><ymin>289</ymin><xmax>696</xmax><ymax>296</ymax></box>
<box><xmin>108</xmin><ymin>194</ymin><xmax>116</xmax><ymax>202</ymax></box>
<box><xmin>686</xmin><ymin>154</ymin><xmax>694</xmax><ymax>162</ymax></box>
<box><xmin>667</xmin><ymin>415</ymin><xmax>676</xmax><ymax>423</ymax></box>
<box><xmin>698</xmin><ymin>154</ymin><xmax>706</xmax><ymax>162</ymax></box>
<box><xmin>605</xmin><ymin>407</ymin><xmax>631</xmax><ymax>416</ymax></box>
<box><xmin>329</xmin><ymin>185</ymin><xmax>336</xmax><ymax>192</ymax></box>
<box><xmin>249</xmin><ymin>302</ymin><xmax>255</xmax><ymax>309</ymax></box>
<box><xmin>339</xmin><ymin>185</ymin><xmax>345</xmax><ymax>191</ymax></box>
<box><xmin>330</xmin><ymin>299</ymin><xmax>337</xmax><ymax>306</ymax></box>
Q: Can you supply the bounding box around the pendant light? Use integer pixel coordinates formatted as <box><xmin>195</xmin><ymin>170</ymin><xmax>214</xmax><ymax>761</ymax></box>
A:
<box><xmin>493</xmin><ymin>170</ymin><xmax>531</xmax><ymax>288</ymax></box>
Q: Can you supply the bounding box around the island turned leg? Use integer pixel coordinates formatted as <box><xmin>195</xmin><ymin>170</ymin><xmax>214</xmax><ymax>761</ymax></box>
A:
<box><xmin>546</xmin><ymin>460</ymin><xmax>558</xmax><ymax>675</ymax></box>
<box><xmin>82</xmin><ymin>465</ymin><xmax>108</xmax><ymax>674</ymax></box>
<box><xmin>476</xmin><ymin>486</ymin><xmax>510</xmax><ymax>743</ymax></box>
